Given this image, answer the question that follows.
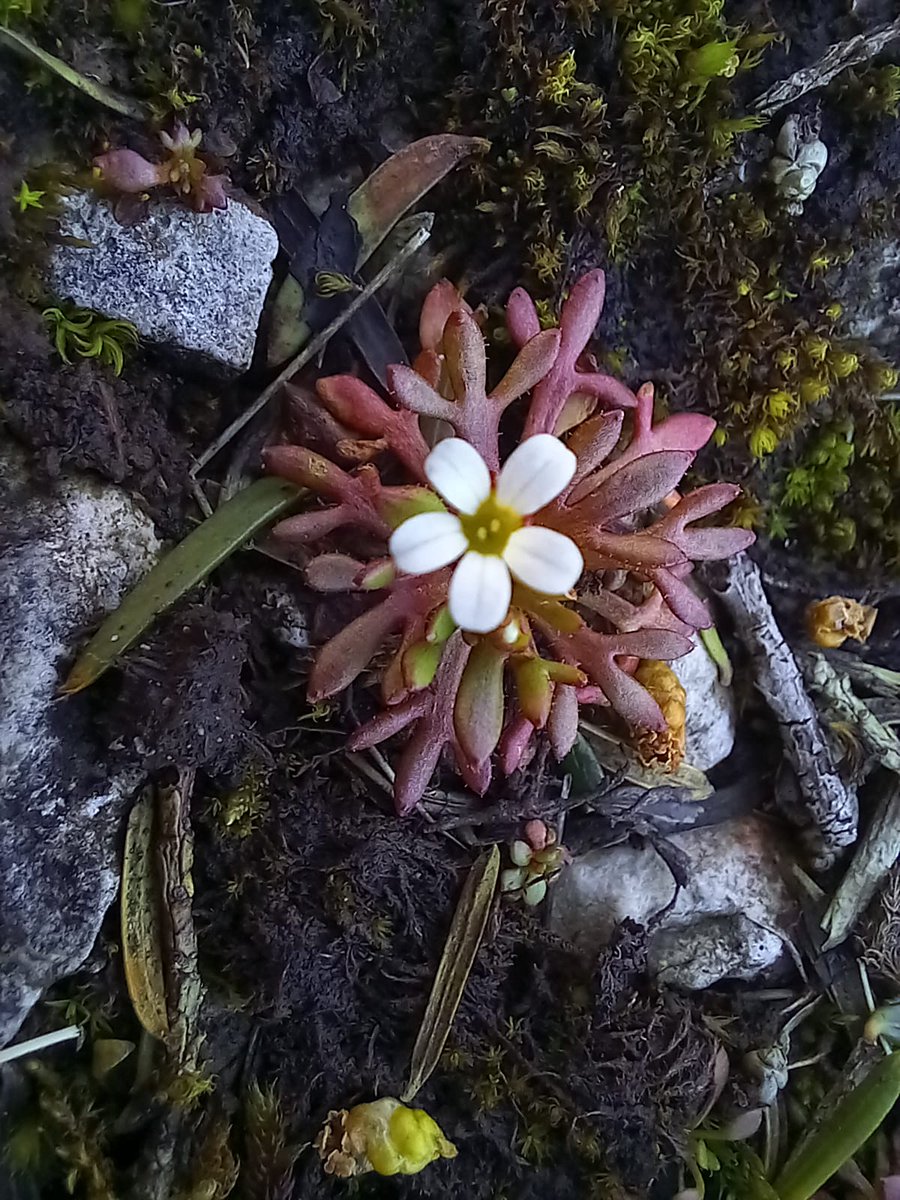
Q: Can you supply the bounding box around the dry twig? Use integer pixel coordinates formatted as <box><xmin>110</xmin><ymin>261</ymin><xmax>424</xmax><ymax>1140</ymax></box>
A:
<box><xmin>703</xmin><ymin>554</ymin><xmax>857</xmax><ymax>867</ymax></box>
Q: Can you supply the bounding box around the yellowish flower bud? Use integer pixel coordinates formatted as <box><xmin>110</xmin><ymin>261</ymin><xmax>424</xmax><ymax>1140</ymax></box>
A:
<box><xmin>316</xmin><ymin>1098</ymin><xmax>457</xmax><ymax>1178</ymax></box>
<box><xmin>805</xmin><ymin>596</ymin><xmax>876</xmax><ymax>649</ymax></box>
<box><xmin>632</xmin><ymin>660</ymin><xmax>686</xmax><ymax>772</ymax></box>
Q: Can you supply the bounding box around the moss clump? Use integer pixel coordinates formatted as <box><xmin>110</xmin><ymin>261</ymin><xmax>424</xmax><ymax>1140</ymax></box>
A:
<box><xmin>43</xmin><ymin>305</ymin><xmax>139</xmax><ymax>376</ymax></box>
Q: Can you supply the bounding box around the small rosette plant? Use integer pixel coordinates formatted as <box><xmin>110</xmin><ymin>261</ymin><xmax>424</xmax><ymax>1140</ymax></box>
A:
<box><xmin>265</xmin><ymin>270</ymin><xmax>754</xmax><ymax>814</ymax></box>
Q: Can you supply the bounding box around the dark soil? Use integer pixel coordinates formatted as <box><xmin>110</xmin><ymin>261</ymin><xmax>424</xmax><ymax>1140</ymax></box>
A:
<box><xmin>2</xmin><ymin>0</ymin><xmax>899</xmax><ymax>1196</ymax></box>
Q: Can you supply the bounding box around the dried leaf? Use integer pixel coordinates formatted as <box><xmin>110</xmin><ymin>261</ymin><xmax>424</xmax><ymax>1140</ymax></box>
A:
<box><xmin>0</xmin><ymin>26</ymin><xmax>151</xmax><ymax>120</ymax></box>
<box><xmin>266</xmin><ymin>274</ymin><xmax>310</xmax><ymax>366</ymax></box>
<box><xmin>347</xmin><ymin>134</ymin><xmax>489</xmax><ymax>267</ymax></box>
<box><xmin>122</xmin><ymin>792</ymin><xmax>169</xmax><ymax>1042</ymax></box>
<box><xmin>401</xmin><ymin>845</ymin><xmax>499</xmax><ymax>1102</ymax></box>
<box><xmin>61</xmin><ymin>478</ymin><xmax>302</xmax><ymax>694</ymax></box>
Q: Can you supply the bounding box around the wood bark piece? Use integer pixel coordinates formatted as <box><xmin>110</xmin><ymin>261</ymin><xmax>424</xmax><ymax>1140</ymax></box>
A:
<box><xmin>703</xmin><ymin>555</ymin><xmax>858</xmax><ymax>867</ymax></box>
<box><xmin>751</xmin><ymin>19</ymin><xmax>900</xmax><ymax>117</ymax></box>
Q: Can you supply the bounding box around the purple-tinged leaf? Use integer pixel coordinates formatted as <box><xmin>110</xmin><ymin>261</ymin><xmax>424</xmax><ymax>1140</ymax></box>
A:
<box><xmin>567</xmin><ymin>410</ymin><xmax>624</xmax><ymax>488</ymax></box>
<box><xmin>308</xmin><ymin>593</ymin><xmax>407</xmax><ymax>700</ymax></box>
<box><xmin>575</xmin><ymin>450</ymin><xmax>695</xmax><ymax>523</ymax></box>
<box><xmin>388</xmin><ymin>364</ymin><xmax>455</xmax><ymax>423</ymax></box>
<box><xmin>491</xmin><ymin>329</ymin><xmax>560</xmax><ymax>410</ymax></box>
<box><xmin>580</xmin><ymin>530</ymin><xmax>687</xmax><ymax>570</ymax></box>
<box><xmin>443</xmin><ymin>310</ymin><xmax>487</xmax><ymax>407</ymax></box>
<box><xmin>649</xmin><ymin>568</ymin><xmax>713</xmax><ymax>628</ymax></box>
<box><xmin>547</xmin><ymin>683</ymin><xmax>579</xmax><ymax>759</ymax></box>
<box><xmin>306</xmin><ymin>553</ymin><xmax>367</xmax><ymax>591</ymax></box>
<box><xmin>506</xmin><ymin>287</ymin><xmax>541</xmax><ymax>346</ymax></box>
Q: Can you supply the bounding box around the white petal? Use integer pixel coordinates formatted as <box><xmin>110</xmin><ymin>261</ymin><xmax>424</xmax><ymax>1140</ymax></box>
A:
<box><xmin>495</xmin><ymin>434</ymin><xmax>576</xmax><ymax>514</ymax></box>
<box><xmin>503</xmin><ymin>526</ymin><xmax>583</xmax><ymax>595</ymax></box>
<box><xmin>389</xmin><ymin>512</ymin><xmax>466</xmax><ymax>575</ymax></box>
<box><xmin>424</xmin><ymin>438</ymin><xmax>491</xmax><ymax>514</ymax></box>
<box><xmin>448</xmin><ymin>552</ymin><xmax>512</xmax><ymax>633</ymax></box>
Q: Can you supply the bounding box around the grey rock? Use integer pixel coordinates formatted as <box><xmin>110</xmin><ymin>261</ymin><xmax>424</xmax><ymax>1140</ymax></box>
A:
<box><xmin>839</xmin><ymin>239</ymin><xmax>900</xmax><ymax>361</ymax></box>
<box><xmin>49</xmin><ymin>191</ymin><xmax>279</xmax><ymax>374</ymax></box>
<box><xmin>549</xmin><ymin>816</ymin><xmax>796</xmax><ymax>989</ymax></box>
<box><xmin>0</xmin><ymin>449</ymin><xmax>159</xmax><ymax>1044</ymax></box>
<box><xmin>670</xmin><ymin>638</ymin><xmax>736</xmax><ymax>771</ymax></box>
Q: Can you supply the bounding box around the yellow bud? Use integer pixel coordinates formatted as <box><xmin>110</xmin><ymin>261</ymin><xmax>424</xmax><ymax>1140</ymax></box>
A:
<box><xmin>824</xmin><ymin>302</ymin><xmax>843</xmax><ymax>321</ymax></box>
<box><xmin>805</xmin><ymin>596</ymin><xmax>877</xmax><ymax>649</ymax></box>
<box><xmin>316</xmin><ymin>1099</ymin><xmax>457</xmax><ymax>1179</ymax></box>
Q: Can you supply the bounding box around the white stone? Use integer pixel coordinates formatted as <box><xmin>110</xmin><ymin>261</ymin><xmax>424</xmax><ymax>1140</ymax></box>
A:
<box><xmin>0</xmin><ymin>448</ymin><xmax>160</xmax><ymax>1042</ymax></box>
<box><xmin>48</xmin><ymin>190</ymin><xmax>279</xmax><ymax>374</ymax></box>
<box><xmin>670</xmin><ymin>638</ymin><xmax>736</xmax><ymax>771</ymax></box>
<box><xmin>549</xmin><ymin>816</ymin><xmax>795</xmax><ymax>989</ymax></box>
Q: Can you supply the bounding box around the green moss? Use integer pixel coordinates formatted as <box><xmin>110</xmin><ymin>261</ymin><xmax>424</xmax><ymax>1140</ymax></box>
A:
<box><xmin>42</xmin><ymin>305</ymin><xmax>139</xmax><ymax>376</ymax></box>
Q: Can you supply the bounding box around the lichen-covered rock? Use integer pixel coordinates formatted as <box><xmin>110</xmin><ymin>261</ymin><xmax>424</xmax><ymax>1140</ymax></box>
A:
<box><xmin>48</xmin><ymin>191</ymin><xmax>279</xmax><ymax>374</ymax></box>
<box><xmin>549</xmin><ymin>816</ymin><xmax>795</xmax><ymax>989</ymax></box>
<box><xmin>0</xmin><ymin>448</ymin><xmax>159</xmax><ymax>1044</ymax></box>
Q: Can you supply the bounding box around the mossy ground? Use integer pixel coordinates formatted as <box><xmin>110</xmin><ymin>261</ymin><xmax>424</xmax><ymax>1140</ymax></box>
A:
<box><xmin>2</xmin><ymin>0</ymin><xmax>900</xmax><ymax>1196</ymax></box>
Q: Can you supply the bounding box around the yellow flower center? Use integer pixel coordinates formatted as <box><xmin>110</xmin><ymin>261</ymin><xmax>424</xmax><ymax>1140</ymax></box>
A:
<box><xmin>458</xmin><ymin>493</ymin><xmax>522</xmax><ymax>556</ymax></box>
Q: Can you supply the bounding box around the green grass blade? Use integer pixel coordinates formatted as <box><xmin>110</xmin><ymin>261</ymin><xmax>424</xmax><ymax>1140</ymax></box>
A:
<box><xmin>0</xmin><ymin>26</ymin><xmax>151</xmax><ymax>120</ymax></box>
<box><xmin>774</xmin><ymin>1050</ymin><xmax>900</xmax><ymax>1200</ymax></box>
<box><xmin>61</xmin><ymin>478</ymin><xmax>302</xmax><ymax>694</ymax></box>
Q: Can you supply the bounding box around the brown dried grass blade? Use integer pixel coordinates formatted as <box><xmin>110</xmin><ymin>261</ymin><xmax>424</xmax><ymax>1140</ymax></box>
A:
<box><xmin>401</xmin><ymin>844</ymin><xmax>499</xmax><ymax>1103</ymax></box>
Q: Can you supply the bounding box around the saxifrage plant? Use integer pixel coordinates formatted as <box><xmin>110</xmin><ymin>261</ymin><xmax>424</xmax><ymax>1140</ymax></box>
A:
<box><xmin>265</xmin><ymin>269</ymin><xmax>754</xmax><ymax>814</ymax></box>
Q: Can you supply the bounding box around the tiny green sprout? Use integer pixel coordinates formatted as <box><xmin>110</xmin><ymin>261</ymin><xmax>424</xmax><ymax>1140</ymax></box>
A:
<box><xmin>13</xmin><ymin>180</ymin><xmax>45</xmax><ymax>213</ymax></box>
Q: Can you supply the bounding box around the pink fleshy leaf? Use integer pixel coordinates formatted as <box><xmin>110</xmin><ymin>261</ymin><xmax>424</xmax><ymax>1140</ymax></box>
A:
<box><xmin>419</xmin><ymin>279</ymin><xmax>472</xmax><ymax>350</ymax></box>
<box><xmin>547</xmin><ymin>683</ymin><xmax>579</xmax><ymax>760</ymax></box>
<box><xmin>263</xmin><ymin>445</ymin><xmax>350</xmax><ymax>500</ymax></box>
<box><xmin>306</xmin><ymin>554</ymin><xmax>367</xmax><ymax>591</ymax></box>
<box><xmin>650</xmin><ymin>483</ymin><xmax>756</xmax><ymax>561</ymax></box>
<box><xmin>649</xmin><ymin>567</ymin><xmax>713</xmax><ymax>628</ymax></box>
<box><xmin>506</xmin><ymin>286</ymin><xmax>542</xmax><ymax>346</ymax></box>
<box><xmin>309</xmin><ymin>592</ymin><xmax>408</xmax><ymax>700</ymax></box>
<box><xmin>454</xmin><ymin>642</ymin><xmax>506</xmax><ymax>767</ymax></box>
<box><xmin>490</xmin><ymin>329</ymin><xmax>561</xmax><ymax>410</ymax></box>
<box><xmin>882</xmin><ymin>1176</ymin><xmax>900</xmax><ymax>1200</ymax></box>
<box><xmin>498</xmin><ymin>714</ymin><xmax>536</xmax><ymax>775</ymax></box>
<box><xmin>652</xmin><ymin>411</ymin><xmax>717</xmax><ymax>453</ymax></box>
<box><xmin>523</xmin><ymin>270</ymin><xmax>633</xmax><ymax>437</ymax></box>
<box><xmin>392</xmin><ymin>636</ymin><xmax>471</xmax><ymax>813</ymax></box>
<box><xmin>580</xmin><ymin>530</ymin><xmax>687</xmax><ymax>570</ymax></box>
<box><xmin>444</xmin><ymin>309</ymin><xmax>487</xmax><ymax>407</ymax></box>
<box><xmin>545</xmin><ymin>626</ymin><xmax>693</xmax><ymax>731</ymax></box>
<box><xmin>567</xmin><ymin>410</ymin><xmax>624</xmax><ymax>488</ymax></box>
<box><xmin>318</xmin><ymin>375</ymin><xmax>429</xmax><ymax>479</ymax></box>
<box><xmin>388</xmin><ymin>364</ymin><xmax>455</xmax><ymax>423</ymax></box>
<box><xmin>454</xmin><ymin>747</ymin><xmax>493</xmax><ymax>795</ymax></box>
<box><xmin>270</xmin><ymin>506</ymin><xmax>353</xmax><ymax>544</ymax></box>
<box><xmin>94</xmin><ymin>148</ymin><xmax>166</xmax><ymax>193</ymax></box>
<box><xmin>574</xmin><ymin>450</ymin><xmax>695</xmax><ymax>523</ymax></box>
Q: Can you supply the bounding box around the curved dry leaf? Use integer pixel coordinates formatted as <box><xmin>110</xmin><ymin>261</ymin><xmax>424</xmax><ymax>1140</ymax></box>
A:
<box><xmin>402</xmin><ymin>845</ymin><xmax>499</xmax><ymax>1103</ymax></box>
<box><xmin>122</xmin><ymin>792</ymin><xmax>169</xmax><ymax>1042</ymax></box>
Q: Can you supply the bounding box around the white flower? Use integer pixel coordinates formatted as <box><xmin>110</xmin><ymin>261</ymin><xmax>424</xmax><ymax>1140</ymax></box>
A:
<box><xmin>389</xmin><ymin>435</ymin><xmax>584</xmax><ymax>634</ymax></box>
